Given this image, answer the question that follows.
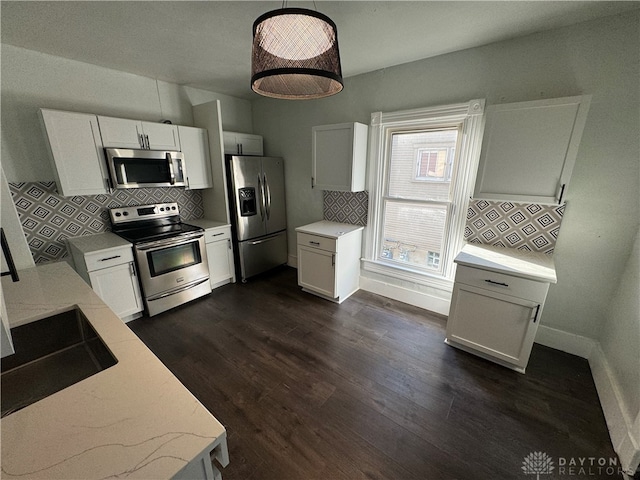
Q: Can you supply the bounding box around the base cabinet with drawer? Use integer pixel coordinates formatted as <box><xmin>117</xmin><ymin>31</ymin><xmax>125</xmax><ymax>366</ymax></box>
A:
<box><xmin>295</xmin><ymin>221</ymin><xmax>364</xmax><ymax>303</ymax></box>
<box><xmin>445</xmin><ymin>244</ymin><xmax>557</xmax><ymax>373</ymax></box>
<box><xmin>67</xmin><ymin>234</ymin><xmax>144</xmax><ymax>322</ymax></box>
<box><xmin>187</xmin><ymin>220</ymin><xmax>236</xmax><ymax>289</ymax></box>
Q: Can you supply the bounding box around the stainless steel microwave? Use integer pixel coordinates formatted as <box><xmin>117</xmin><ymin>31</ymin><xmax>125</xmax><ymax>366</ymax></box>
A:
<box><xmin>105</xmin><ymin>148</ymin><xmax>185</xmax><ymax>189</ymax></box>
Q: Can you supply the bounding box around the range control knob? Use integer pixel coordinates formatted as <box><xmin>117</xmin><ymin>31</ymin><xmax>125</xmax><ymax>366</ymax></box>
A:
<box><xmin>122</xmin><ymin>211</ymin><xmax>129</xmax><ymax>216</ymax></box>
<box><xmin>115</xmin><ymin>212</ymin><xmax>122</xmax><ymax>217</ymax></box>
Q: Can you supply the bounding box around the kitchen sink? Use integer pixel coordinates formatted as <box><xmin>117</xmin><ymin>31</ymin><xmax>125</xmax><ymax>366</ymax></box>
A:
<box><xmin>1</xmin><ymin>308</ymin><xmax>117</xmax><ymax>418</ymax></box>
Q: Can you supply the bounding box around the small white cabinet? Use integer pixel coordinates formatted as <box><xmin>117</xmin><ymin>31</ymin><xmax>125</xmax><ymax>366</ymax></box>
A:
<box><xmin>187</xmin><ymin>220</ymin><xmax>235</xmax><ymax>289</ymax></box>
<box><xmin>474</xmin><ymin>95</ymin><xmax>591</xmax><ymax>204</ymax></box>
<box><xmin>296</xmin><ymin>221</ymin><xmax>364</xmax><ymax>303</ymax></box>
<box><xmin>445</xmin><ymin>244</ymin><xmax>556</xmax><ymax>373</ymax></box>
<box><xmin>39</xmin><ymin>109</ymin><xmax>110</xmax><ymax>196</ymax></box>
<box><xmin>67</xmin><ymin>234</ymin><xmax>143</xmax><ymax>322</ymax></box>
<box><xmin>312</xmin><ymin>122</ymin><xmax>368</xmax><ymax>192</ymax></box>
<box><xmin>178</xmin><ymin>126</ymin><xmax>213</xmax><ymax>189</ymax></box>
<box><xmin>97</xmin><ymin>115</ymin><xmax>181</xmax><ymax>150</ymax></box>
<box><xmin>223</xmin><ymin>131</ymin><xmax>263</xmax><ymax>156</ymax></box>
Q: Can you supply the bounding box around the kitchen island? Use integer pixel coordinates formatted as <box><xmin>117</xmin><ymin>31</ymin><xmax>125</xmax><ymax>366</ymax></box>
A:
<box><xmin>1</xmin><ymin>261</ymin><xmax>228</xmax><ymax>479</ymax></box>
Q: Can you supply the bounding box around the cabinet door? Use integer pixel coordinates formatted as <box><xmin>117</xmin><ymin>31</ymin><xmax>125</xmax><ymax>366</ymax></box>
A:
<box><xmin>297</xmin><ymin>245</ymin><xmax>336</xmax><ymax>298</ymax></box>
<box><xmin>97</xmin><ymin>116</ymin><xmax>144</xmax><ymax>149</ymax></box>
<box><xmin>206</xmin><ymin>238</ymin><xmax>234</xmax><ymax>286</ymax></box>
<box><xmin>178</xmin><ymin>126</ymin><xmax>213</xmax><ymax>189</ymax></box>
<box><xmin>223</xmin><ymin>132</ymin><xmax>239</xmax><ymax>155</ymax></box>
<box><xmin>237</xmin><ymin>134</ymin><xmax>264</xmax><ymax>156</ymax></box>
<box><xmin>474</xmin><ymin>95</ymin><xmax>591</xmax><ymax>204</ymax></box>
<box><xmin>447</xmin><ymin>283</ymin><xmax>540</xmax><ymax>368</ymax></box>
<box><xmin>40</xmin><ymin>109</ymin><xmax>110</xmax><ymax>196</ymax></box>
<box><xmin>89</xmin><ymin>262</ymin><xmax>143</xmax><ymax>320</ymax></box>
<box><xmin>142</xmin><ymin>122</ymin><xmax>180</xmax><ymax>150</ymax></box>
<box><xmin>312</xmin><ymin>122</ymin><xmax>367</xmax><ymax>192</ymax></box>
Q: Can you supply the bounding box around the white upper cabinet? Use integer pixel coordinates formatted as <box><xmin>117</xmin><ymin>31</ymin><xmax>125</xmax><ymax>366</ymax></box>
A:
<box><xmin>223</xmin><ymin>131</ymin><xmax>263</xmax><ymax>156</ymax></box>
<box><xmin>97</xmin><ymin>116</ymin><xmax>180</xmax><ymax>150</ymax></box>
<box><xmin>178</xmin><ymin>126</ymin><xmax>213</xmax><ymax>190</ymax></box>
<box><xmin>39</xmin><ymin>109</ymin><xmax>110</xmax><ymax>196</ymax></box>
<box><xmin>312</xmin><ymin>122</ymin><xmax>368</xmax><ymax>192</ymax></box>
<box><xmin>473</xmin><ymin>95</ymin><xmax>591</xmax><ymax>204</ymax></box>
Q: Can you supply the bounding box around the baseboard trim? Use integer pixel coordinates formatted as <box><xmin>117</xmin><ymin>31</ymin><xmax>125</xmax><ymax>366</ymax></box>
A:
<box><xmin>359</xmin><ymin>276</ymin><xmax>450</xmax><ymax>316</ymax></box>
<box><xmin>589</xmin><ymin>344</ymin><xmax>640</xmax><ymax>476</ymax></box>
<box><xmin>534</xmin><ymin>324</ymin><xmax>595</xmax><ymax>359</ymax></box>
<box><xmin>288</xmin><ymin>254</ymin><xmax>297</xmax><ymax>269</ymax></box>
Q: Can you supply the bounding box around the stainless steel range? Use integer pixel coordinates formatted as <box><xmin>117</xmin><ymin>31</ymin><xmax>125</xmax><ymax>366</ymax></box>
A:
<box><xmin>110</xmin><ymin>203</ymin><xmax>211</xmax><ymax>316</ymax></box>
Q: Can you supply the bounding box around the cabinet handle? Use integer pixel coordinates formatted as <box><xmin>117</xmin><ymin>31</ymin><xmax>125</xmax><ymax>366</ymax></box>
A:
<box><xmin>99</xmin><ymin>255</ymin><xmax>121</xmax><ymax>262</ymax></box>
<box><xmin>331</xmin><ymin>254</ymin><xmax>335</xmax><ymax>267</ymax></box>
<box><xmin>558</xmin><ymin>183</ymin><xmax>566</xmax><ymax>204</ymax></box>
<box><xmin>211</xmin><ymin>232</ymin><xmax>224</xmax><ymax>237</ymax></box>
<box><xmin>145</xmin><ymin>134</ymin><xmax>150</xmax><ymax>149</ymax></box>
<box><xmin>130</xmin><ymin>262</ymin><xmax>136</xmax><ymax>277</ymax></box>
<box><xmin>311</xmin><ymin>177</ymin><xmax>315</xmax><ymax>188</ymax></box>
<box><xmin>309</xmin><ymin>241</ymin><xmax>320</xmax><ymax>246</ymax></box>
<box><xmin>227</xmin><ymin>239</ymin><xmax>231</xmax><ymax>249</ymax></box>
<box><xmin>532</xmin><ymin>304</ymin><xmax>541</xmax><ymax>323</ymax></box>
<box><xmin>484</xmin><ymin>279</ymin><xmax>509</xmax><ymax>287</ymax></box>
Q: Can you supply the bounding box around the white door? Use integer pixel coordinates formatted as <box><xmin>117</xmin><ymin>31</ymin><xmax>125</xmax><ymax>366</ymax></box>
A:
<box><xmin>89</xmin><ymin>262</ymin><xmax>143</xmax><ymax>320</ymax></box>
<box><xmin>297</xmin><ymin>246</ymin><xmax>336</xmax><ymax>298</ymax></box>
<box><xmin>206</xmin><ymin>238</ymin><xmax>233</xmax><ymax>286</ymax></box>
<box><xmin>40</xmin><ymin>109</ymin><xmax>110</xmax><ymax>196</ymax></box>
<box><xmin>142</xmin><ymin>122</ymin><xmax>180</xmax><ymax>150</ymax></box>
<box><xmin>447</xmin><ymin>284</ymin><xmax>540</xmax><ymax>367</ymax></box>
<box><xmin>179</xmin><ymin>126</ymin><xmax>212</xmax><ymax>189</ymax></box>
<box><xmin>97</xmin><ymin>116</ymin><xmax>144</xmax><ymax>149</ymax></box>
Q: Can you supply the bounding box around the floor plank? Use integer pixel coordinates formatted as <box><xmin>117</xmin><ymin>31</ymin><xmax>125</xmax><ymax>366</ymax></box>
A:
<box><xmin>129</xmin><ymin>266</ymin><xmax>620</xmax><ymax>479</ymax></box>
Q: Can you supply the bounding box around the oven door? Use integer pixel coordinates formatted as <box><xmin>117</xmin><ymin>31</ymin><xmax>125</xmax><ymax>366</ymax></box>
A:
<box><xmin>134</xmin><ymin>232</ymin><xmax>209</xmax><ymax>300</ymax></box>
<box><xmin>106</xmin><ymin>148</ymin><xmax>185</xmax><ymax>188</ymax></box>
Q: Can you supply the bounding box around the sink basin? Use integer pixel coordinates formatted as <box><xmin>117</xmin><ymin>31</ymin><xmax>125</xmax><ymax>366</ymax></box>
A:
<box><xmin>1</xmin><ymin>308</ymin><xmax>117</xmax><ymax>417</ymax></box>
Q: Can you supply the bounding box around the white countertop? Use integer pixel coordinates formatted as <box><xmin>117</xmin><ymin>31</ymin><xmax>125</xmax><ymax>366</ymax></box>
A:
<box><xmin>1</xmin><ymin>262</ymin><xmax>228</xmax><ymax>479</ymax></box>
<box><xmin>455</xmin><ymin>243</ymin><xmax>557</xmax><ymax>283</ymax></box>
<box><xmin>185</xmin><ymin>218</ymin><xmax>230</xmax><ymax>230</ymax></box>
<box><xmin>295</xmin><ymin>220</ymin><xmax>364</xmax><ymax>238</ymax></box>
<box><xmin>66</xmin><ymin>231</ymin><xmax>131</xmax><ymax>255</ymax></box>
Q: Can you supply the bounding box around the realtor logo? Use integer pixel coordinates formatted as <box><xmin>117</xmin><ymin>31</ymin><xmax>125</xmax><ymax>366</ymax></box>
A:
<box><xmin>522</xmin><ymin>451</ymin><xmax>555</xmax><ymax>479</ymax></box>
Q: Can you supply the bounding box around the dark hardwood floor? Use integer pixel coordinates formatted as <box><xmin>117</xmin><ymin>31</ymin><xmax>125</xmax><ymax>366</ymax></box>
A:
<box><xmin>129</xmin><ymin>266</ymin><xmax>620</xmax><ymax>480</ymax></box>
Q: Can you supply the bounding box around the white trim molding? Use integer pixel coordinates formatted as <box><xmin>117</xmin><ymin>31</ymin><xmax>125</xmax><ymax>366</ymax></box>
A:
<box><xmin>534</xmin><ymin>324</ymin><xmax>595</xmax><ymax>359</ymax></box>
<box><xmin>589</xmin><ymin>344</ymin><xmax>640</xmax><ymax>476</ymax></box>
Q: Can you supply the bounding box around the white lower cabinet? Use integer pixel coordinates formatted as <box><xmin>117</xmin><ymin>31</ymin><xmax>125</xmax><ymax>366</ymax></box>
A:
<box><xmin>67</xmin><ymin>236</ymin><xmax>143</xmax><ymax>322</ymax></box>
<box><xmin>296</xmin><ymin>221</ymin><xmax>364</xmax><ymax>303</ymax></box>
<box><xmin>204</xmin><ymin>225</ymin><xmax>235</xmax><ymax>288</ymax></box>
<box><xmin>445</xmin><ymin>245</ymin><xmax>556</xmax><ymax>373</ymax></box>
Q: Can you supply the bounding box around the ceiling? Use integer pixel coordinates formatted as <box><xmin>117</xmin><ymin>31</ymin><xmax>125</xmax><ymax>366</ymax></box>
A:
<box><xmin>2</xmin><ymin>1</ymin><xmax>638</xmax><ymax>100</ymax></box>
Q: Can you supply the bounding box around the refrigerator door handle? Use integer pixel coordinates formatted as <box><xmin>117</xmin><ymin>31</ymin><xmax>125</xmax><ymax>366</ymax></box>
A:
<box><xmin>257</xmin><ymin>173</ymin><xmax>266</xmax><ymax>219</ymax></box>
<box><xmin>264</xmin><ymin>172</ymin><xmax>272</xmax><ymax>220</ymax></box>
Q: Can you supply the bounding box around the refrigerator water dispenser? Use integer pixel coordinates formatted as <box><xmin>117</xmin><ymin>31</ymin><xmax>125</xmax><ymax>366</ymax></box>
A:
<box><xmin>238</xmin><ymin>187</ymin><xmax>257</xmax><ymax>216</ymax></box>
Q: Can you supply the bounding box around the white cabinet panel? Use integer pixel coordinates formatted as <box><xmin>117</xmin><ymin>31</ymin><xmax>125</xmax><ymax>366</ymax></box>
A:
<box><xmin>223</xmin><ymin>131</ymin><xmax>263</xmax><ymax>156</ymax></box>
<box><xmin>312</xmin><ymin>122</ymin><xmax>368</xmax><ymax>192</ymax></box>
<box><xmin>39</xmin><ymin>109</ymin><xmax>110</xmax><ymax>196</ymax></box>
<box><xmin>89</xmin><ymin>262</ymin><xmax>143</xmax><ymax>319</ymax></box>
<box><xmin>179</xmin><ymin>126</ymin><xmax>213</xmax><ymax>189</ymax></box>
<box><xmin>298</xmin><ymin>246</ymin><xmax>336</xmax><ymax>298</ymax></box>
<box><xmin>202</xmin><ymin>225</ymin><xmax>235</xmax><ymax>288</ymax></box>
<box><xmin>98</xmin><ymin>116</ymin><xmax>180</xmax><ymax>150</ymax></box>
<box><xmin>474</xmin><ymin>95</ymin><xmax>591</xmax><ymax>204</ymax></box>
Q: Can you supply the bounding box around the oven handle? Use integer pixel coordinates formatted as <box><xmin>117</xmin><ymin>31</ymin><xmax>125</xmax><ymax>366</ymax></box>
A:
<box><xmin>146</xmin><ymin>277</ymin><xmax>210</xmax><ymax>302</ymax></box>
<box><xmin>135</xmin><ymin>232</ymin><xmax>204</xmax><ymax>251</ymax></box>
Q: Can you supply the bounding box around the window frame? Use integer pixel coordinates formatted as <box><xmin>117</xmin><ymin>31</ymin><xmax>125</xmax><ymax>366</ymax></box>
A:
<box><xmin>363</xmin><ymin>100</ymin><xmax>486</xmax><ymax>290</ymax></box>
<box><xmin>415</xmin><ymin>147</ymin><xmax>454</xmax><ymax>182</ymax></box>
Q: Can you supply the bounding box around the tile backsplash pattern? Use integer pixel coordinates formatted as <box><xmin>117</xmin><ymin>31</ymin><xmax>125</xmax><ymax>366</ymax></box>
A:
<box><xmin>9</xmin><ymin>182</ymin><xmax>204</xmax><ymax>264</ymax></box>
<box><xmin>323</xmin><ymin>191</ymin><xmax>368</xmax><ymax>226</ymax></box>
<box><xmin>465</xmin><ymin>199</ymin><xmax>565</xmax><ymax>255</ymax></box>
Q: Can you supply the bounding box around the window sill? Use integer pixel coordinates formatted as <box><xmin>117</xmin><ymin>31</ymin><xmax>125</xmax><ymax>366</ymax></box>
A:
<box><xmin>361</xmin><ymin>258</ymin><xmax>454</xmax><ymax>292</ymax></box>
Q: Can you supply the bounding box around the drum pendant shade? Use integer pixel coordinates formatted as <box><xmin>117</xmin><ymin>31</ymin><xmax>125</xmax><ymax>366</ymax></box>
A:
<box><xmin>251</xmin><ymin>8</ymin><xmax>343</xmax><ymax>100</ymax></box>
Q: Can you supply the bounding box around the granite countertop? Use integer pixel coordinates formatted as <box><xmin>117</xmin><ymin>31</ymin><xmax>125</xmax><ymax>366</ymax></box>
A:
<box><xmin>455</xmin><ymin>243</ymin><xmax>557</xmax><ymax>283</ymax></box>
<box><xmin>185</xmin><ymin>218</ymin><xmax>230</xmax><ymax>230</ymax></box>
<box><xmin>295</xmin><ymin>220</ymin><xmax>364</xmax><ymax>239</ymax></box>
<box><xmin>1</xmin><ymin>262</ymin><xmax>228</xmax><ymax>479</ymax></box>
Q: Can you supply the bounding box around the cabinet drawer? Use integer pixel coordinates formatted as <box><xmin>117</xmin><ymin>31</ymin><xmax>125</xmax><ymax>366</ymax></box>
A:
<box><xmin>454</xmin><ymin>265</ymin><xmax>548</xmax><ymax>302</ymax></box>
<box><xmin>84</xmin><ymin>247</ymin><xmax>134</xmax><ymax>272</ymax></box>
<box><xmin>205</xmin><ymin>227</ymin><xmax>231</xmax><ymax>243</ymax></box>
<box><xmin>297</xmin><ymin>233</ymin><xmax>336</xmax><ymax>252</ymax></box>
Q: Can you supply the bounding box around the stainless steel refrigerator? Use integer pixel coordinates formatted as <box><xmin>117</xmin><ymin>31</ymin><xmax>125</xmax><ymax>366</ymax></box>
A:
<box><xmin>226</xmin><ymin>156</ymin><xmax>288</xmax><ymax>282</ymax></box>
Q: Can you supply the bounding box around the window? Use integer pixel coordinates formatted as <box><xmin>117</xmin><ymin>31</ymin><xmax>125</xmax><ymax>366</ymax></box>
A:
<box><xmin>364</xmin><ymin>100</ymin><xmax>485</xmax><ymax>287</ymax></box>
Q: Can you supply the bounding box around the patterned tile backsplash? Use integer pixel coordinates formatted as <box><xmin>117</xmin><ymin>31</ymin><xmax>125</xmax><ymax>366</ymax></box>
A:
<box><xmin>465</xmin><ymin>199</ymin><xmax>565</xmax><ymax>255</ymax></box>
<box><xmin>323</xmin><ymin>191</ymin><xmax>368</xmax><ymax>226</ymax></box>
<box><xmin>9</xmin><ymin>182</ymin><xmax>204</xmax><ymax>264</ymax></box>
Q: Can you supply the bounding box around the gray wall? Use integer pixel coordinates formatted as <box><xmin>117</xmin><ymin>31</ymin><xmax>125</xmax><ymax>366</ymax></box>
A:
<box><xmin>251</xmin><ymin>11</ymin><xmax>640</xmax><ymax>340</ymax></box>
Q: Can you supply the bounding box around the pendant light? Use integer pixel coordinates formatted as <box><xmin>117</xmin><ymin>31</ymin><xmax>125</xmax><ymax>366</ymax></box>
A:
<box><xmin>251</xmin><ymin>7</ymin><xmax>343</xmax><ymax>100</ymax></box>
